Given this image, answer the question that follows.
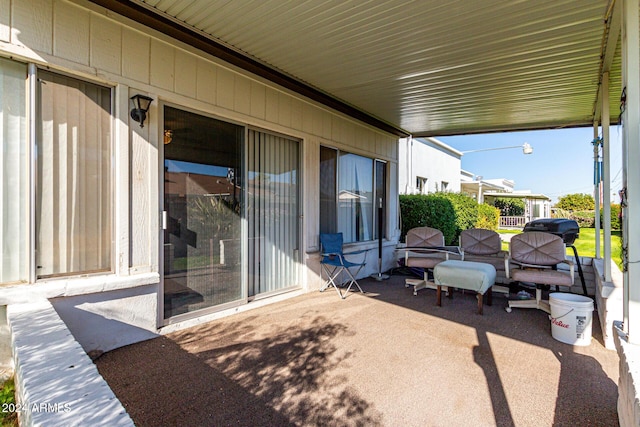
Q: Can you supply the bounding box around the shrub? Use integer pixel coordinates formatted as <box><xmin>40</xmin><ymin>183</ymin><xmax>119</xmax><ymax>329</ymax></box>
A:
<box><xmin>569</xmin><ymin>210</ymin><xmax>595</xmax><ymax>228</ymax></box>
<box><xmin>399</xmin><ymin>194</ymin><xmax>457</xmax><ymax>244</ymax></box>
<box><xmin>399</xmin><ymin>192</ymin><xmax>479</xmax><ymax>245</ymax></box>
<box><xmin>440</xmin><ymin>192</ymin><xmax>478</xmax><ymax>230</ymax></box>
<box><xmin>556</xmin><ymin>193</ymin><xmax>595</xmax><ymax>211</ymax></box>
<box><xmin>476</xmin><ymin>203</ymin><xmax>500</xmax><ymax>230</ymax></box>
<box><xmin>600</xmin><ymin>204</ymin><xmax>622</xmax><ymax>230</ymax></box>
<box><xmin>492</xmin><ymin>197</ymin><xmax>525</xmax><ymax>216</ymax></box>
<box><xmin>552</xmin><ymin>208</ymin><xmax>571</xmax><ymax>219</ymax></box>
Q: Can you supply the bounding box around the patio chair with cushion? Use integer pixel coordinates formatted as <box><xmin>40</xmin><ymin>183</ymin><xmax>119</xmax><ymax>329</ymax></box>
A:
<box><xmin>505</xmin><ymin>231</ymin><xmax>574</xmax><ymax>314</ymax></box>
<box><xmin>459</xmin><ymin>228</ymin><xmax>510</xmax><ymax>295</ymax></box>
<box><xmin>319</xmin><ymin>233</ymin><xmax>367</xmax><ymax>299</ymax></box>
<box><xmin>404</xmin><ymin>226</ymin><xmax>458</xmax><ymax>295</ymax></box>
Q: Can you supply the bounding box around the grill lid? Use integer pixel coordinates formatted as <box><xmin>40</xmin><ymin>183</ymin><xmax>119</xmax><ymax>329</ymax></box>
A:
<box><xmin>523</xmin><ymin>218</ymin><xmax>579</xmax><ymax>244</ymax></box>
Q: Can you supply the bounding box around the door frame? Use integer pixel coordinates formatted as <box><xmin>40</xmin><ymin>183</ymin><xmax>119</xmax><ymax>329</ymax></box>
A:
<box><xmin>158</xmin><ymin>102</ymin><xmax>249</xmax><ymax>326</ymax></box>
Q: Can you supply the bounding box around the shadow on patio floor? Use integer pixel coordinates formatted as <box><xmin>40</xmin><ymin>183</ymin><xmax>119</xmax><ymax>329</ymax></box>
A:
<box><xmin>96</xmin><ymin>275</ymin><xmax>618</xmax><ymax>426</ymax></box>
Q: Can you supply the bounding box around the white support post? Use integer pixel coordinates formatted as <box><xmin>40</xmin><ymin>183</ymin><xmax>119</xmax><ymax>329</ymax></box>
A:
<box><xmin>621</xmin><ymin>0</ymin><xmax>640</xmax><ymax>343</ymax></box>
<box><xmin>594</xmin><ymin>121</ymin><xmax>601</xmax><ymax>260</ymax></box>
<box><xmin>602</xmin><ymin>72</ymin><xmax>612</xmax><ymax>282</ymax></box>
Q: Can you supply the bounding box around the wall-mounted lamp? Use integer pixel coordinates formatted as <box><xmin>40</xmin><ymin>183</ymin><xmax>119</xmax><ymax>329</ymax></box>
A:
<box><xmin>130</xmin><ymin>94</ymin><xmax>153</xmax><ymax>128</ymax></box>
<box><xmin>164</xmin><ymin>130</ymin><xmax>173</xmax><ymax>145</ymax></box>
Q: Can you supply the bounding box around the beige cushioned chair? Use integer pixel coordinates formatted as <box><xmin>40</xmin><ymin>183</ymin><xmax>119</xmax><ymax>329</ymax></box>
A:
<box><xmin>459</xmin><ymin>228</ymin><xmax>509</xmax><ymax>294</ymax></box>
<box><xmin>505</xmin><ymin>231</ymin><xmax>574</xmax><ymax>314</ymax></box>
<box><xmin>404</xmin><ymin>227</ymin><xmax>458</xmax><ymax>295</ymax></box>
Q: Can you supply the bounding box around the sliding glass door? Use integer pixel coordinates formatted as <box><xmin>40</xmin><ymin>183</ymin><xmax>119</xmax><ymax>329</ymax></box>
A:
<box><xmin>162</xmin><ymin>109</ymin><xmax>301</xmax><ymax>319</ymax></box>
<box><xmin>163</xmin><ymin>106</ymin><xmax>244</xmax><ymax>319</ymax></box>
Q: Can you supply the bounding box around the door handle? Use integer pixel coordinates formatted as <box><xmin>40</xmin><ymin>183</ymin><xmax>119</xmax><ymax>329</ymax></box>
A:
<box><xmin>162</xmin><ymin>211</ymin><xmax>167</xmax><ymax>230</ymax></box>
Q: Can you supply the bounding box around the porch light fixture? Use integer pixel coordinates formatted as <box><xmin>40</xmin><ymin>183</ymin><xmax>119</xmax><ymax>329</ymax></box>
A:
<box><xmin>461</xmin><ymin>142</ymin><xmax>533</xmax><ymax>155</ymax></box>
<box><xmin>130</xmin><ymin>94</ymin><xmax>153</xmax><ymax>128</ymax></box>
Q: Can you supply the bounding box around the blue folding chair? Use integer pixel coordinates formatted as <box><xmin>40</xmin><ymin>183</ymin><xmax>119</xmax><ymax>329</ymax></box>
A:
<box><xmin>319</xmin><ymin>233</ymin><xmax>367</xmax><ymax>299</ymax></box>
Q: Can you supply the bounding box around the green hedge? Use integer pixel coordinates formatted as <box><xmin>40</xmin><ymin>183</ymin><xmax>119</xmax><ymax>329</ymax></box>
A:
<box><xmin>399</xmin><ymin>192</ymin><xmax>481</xmax><ymax>245</ymax></box>
<box><xmin>476</xmin><ymin>203</ymin><xmax>500</xmax><ymax>230</ymax></box>
<box><xmin>602</xmin><ymin>204</ymin><xmax>621</xmax><ymax>230</ymax></box>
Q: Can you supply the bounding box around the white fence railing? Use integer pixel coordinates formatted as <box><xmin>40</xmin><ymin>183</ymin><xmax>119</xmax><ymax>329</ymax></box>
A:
<box><xmin>499</xmin><ymin>216</ymin><xmax>527</xmax><ymax>229</ymax></box>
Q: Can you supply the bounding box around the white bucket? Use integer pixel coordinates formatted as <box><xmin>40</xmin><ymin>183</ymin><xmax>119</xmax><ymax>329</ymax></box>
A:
<box><xmin>549</xmin><ymin>292</ymin><xmax>594</xmax><ymax>346</ymax></box>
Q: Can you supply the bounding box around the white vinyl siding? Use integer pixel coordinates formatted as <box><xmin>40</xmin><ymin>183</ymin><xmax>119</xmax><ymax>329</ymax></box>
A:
<box><xmin>0</xmin><ymin>58</ymin><xmax>28</xmax><ymax>284</ymax></box>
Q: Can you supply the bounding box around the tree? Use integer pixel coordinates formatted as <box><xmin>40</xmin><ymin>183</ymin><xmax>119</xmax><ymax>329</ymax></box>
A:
<box><xmin>492</xmin><ymin>197</ymin><xmax>525</xmax><ymax>216</ymax></box>
<box><xmin>556</xmin><ymin>193</ymin><xmax>595</xmax><ymax>211</ymax></box>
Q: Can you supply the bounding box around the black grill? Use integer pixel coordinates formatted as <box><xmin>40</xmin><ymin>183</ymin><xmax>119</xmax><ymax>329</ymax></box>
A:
<box><xmin>523</xmin><ymin>218</ymin><xmax>579</xmax><ymax>245</ymax></box>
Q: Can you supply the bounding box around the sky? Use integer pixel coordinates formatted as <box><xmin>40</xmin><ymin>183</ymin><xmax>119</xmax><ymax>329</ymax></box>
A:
<box><xmin>438</xmin><ymin>126</ymin><xmax>624</xmax><ymax>204</ymax></box>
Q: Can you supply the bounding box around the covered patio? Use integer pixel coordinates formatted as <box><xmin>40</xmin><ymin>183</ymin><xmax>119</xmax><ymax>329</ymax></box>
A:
<box><xmin>96</xmin><ymin>275</ymin><xmax>619</xmax><ymax>426</ymax></box>
<box><xmin>3</xmin><ymin>0</ymin><xmax>640</xmax><ymax>424</ymax></box>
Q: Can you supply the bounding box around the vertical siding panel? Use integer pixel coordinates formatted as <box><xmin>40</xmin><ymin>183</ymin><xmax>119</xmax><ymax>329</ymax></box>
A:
<box><xmin>302</xmin><ymin>103</ymin><xmax>314</xmax><ymax>134</ymax></box>
<box><xmin>345</xmin><ymin>122</ymin><xmax>356</xmax><ymax>149</ymax></box>
<box><xmin>291</xmin><ymin>98</ymin><xmax>303</xmax><ymax>131</ymax></box>
<box><xmin>321</xmin><ymin>111</ymin><xmax>332</xmax><ymax>139</ymax></box>
<box><xmin>216</xmin><ymin>67</ymin><xmax>234</xmax><ymax>110</ymax></box>
<box><xmin>0</xmin><ymin>0</ymin><xmax>9</xmax><ymax>42</ymax></box>
<box><xmin>278</xmin><ymin>93</ymin><xmax>291</xmax><ymax>128</ymax></box>
<box><xmin>375</xmin><ymin>133</ymin><xmax>384</xmax><ymax>157</ymax></box>
<box><xmin>331</xmin><ymin>116</ymin><xmax>343</xmax><ymax>144</ymax></box>
<box><xmin>53</xmin><ymin>1</ymin><xmax>89</xmax><ymax>65</ymax></box>
<box><xmin>90</xmin><ymin>14</ymin><xmax>121</xmax><ymax>75</ymax></box>
<box><xmin>12</xmin><ymin>0</ymin><xmax>53</xmax><ymax>53</ymax></box>
<box><xmin>122</xmin><ymin>28</ymin><xmax>150</xmax><ymax>84</ymax></box>
<box><xmin>250</xmin><ymin>81</ymin><xmax>266</xmax><ymax>119</ymax></box>
<box><xmin>312</xmin><ymin>108</ymin><xmax>324</xmax><ymax>137</ymax></box>
<box><xmin>265</xmin><ymin>87</ymin><xmax>278</xmax><ymax>124</ymax></box>
<box><xmin>150</xmin><ymin>39</ymin><xmax>174</xmax><ymax>91</ymax></box>
<box><xmin>174</xmin><ymin>50</ymin><xmax>196</xmax><ymax>98</ymax></box>
<box><xmin>196</xmin><ymin>59</ymin><xmax>216</xmax><ymax>104</ymax></box>
<box><xmin>234</xmin><ymin>75</ymin><xmax>251</xmax><ymax>115</ymax></box>
<box><xmin>130</xmin><ymin>128</ymin><xmax>150</xmax><ymax>268</ymax></box>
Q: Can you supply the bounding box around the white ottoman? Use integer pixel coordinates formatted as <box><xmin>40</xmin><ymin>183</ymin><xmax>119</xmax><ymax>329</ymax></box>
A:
<box><xmin>434</xmin><ymin>260</ymin><xmax>497</xmax><ymax>314</ymax></box>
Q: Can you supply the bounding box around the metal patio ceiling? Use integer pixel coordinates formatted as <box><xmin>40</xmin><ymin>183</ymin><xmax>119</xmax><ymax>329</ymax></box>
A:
<box><xmin>99</xmin><ymin>0</ymin><xmax>621</xmax><ymax>137</ymax></box>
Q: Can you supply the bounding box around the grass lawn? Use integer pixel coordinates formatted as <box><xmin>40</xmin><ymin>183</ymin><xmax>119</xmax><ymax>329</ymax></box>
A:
<box><xmin>499</xmin><ymin>228</ymin><xmax>623</xmax><ymax>270</ymax></box>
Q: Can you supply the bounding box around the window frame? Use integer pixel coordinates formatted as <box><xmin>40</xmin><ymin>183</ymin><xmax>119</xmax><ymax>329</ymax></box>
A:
<box><xmin>34</xmin><ymin>68</ymin><xmax>117</xmax><ymax>283</ymax></box>
<box><xmin>319</xmin><ymin>145</ymin><xmax>387</xmax><ymax>244</ymax></box>
<box><xmin>33</xmin><ymin>66</ymin><xmax>115</xmax><ymax>280</ymax></box>
<box><xmin>416</xmin><ymin>176</ymin><xmax>428</xmax><ymax>194</ymax></box>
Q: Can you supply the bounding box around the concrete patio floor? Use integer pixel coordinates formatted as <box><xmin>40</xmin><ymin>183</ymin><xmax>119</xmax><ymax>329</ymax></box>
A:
<box><xmin>96</xmin><ymin>275</ymin><xmax>619</xmax><ymax>426</ymax></box>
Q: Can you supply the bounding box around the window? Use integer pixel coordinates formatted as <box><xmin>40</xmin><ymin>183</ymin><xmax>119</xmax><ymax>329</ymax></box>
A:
<box><xmin>416</xmin><ymin>176</ymin><xmax>428</xmax><ymax>194</ymax></box>
<box><xmin>0</xmin><ymin>63</ymin><xmax>113</xmax><ymax>282</ymax></box>
<box><xmin>36</xmin><ymin>71</ymin><xmax>112</xmax><ymax>277</ymax></box>
<box><xmin>319</xmin><ymin>146</ymin><xmax>386</xmax><ymax>244</ymax></box>
<box><xmin>441</xmin><ymin>181</ymin><xmax>449</xmax><ymax>191</ymax></box>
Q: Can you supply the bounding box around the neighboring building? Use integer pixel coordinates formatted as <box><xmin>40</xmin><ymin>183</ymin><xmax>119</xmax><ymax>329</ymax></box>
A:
<box><xmin>461</xmin><ymin>172</ymin><xmax>552</xmax><ymax>227</ymax></box>
<box><xmin>398</xmin><ymin>137</ymin><xmax>551</xmax><ymax>228</ymax></box>
<box><xmin>0</xmin><ymin>1</ymin><xmax>401</xmax><ymax>353</ymax></box>
<box><xmin>399</xmin><ymin>137</ymin><xmax>462</xmax><ymax>194</ymax></box>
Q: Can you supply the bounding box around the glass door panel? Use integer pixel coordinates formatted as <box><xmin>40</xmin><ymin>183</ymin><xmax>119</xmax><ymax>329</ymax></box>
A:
<box><xmin>247</xmin><ymin>130</ymin><xmax>300</xmax><ymax>296</ymax></box>
<box><xmin>163</xmin><ymin>106</ymin><xmax>243</xmax><ymax>319</ymax></box>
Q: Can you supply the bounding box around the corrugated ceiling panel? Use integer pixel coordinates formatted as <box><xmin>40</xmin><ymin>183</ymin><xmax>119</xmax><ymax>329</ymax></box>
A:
<box><xmin>135</xmin><ymin>0</ymin><xmax>618</xmax><ymax>136</ymax></box>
